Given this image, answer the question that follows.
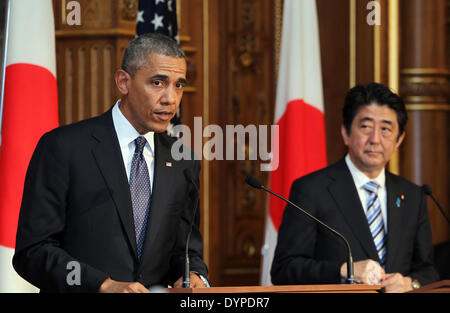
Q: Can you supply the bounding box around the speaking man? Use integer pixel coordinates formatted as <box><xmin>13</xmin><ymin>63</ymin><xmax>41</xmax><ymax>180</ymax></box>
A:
<box><xmin>13</xmin><ymin>33</ymin><xmax>209</xmax><ymax>292</ymax></box>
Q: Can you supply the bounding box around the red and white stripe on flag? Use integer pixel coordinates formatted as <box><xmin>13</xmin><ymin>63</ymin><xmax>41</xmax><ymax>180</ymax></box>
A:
<box><xmin>260</xmin><ymin>0</ymin><xmax>327</xmax><ymax>285</ymax></box>
<box><xmin>0</xmin><ymin>0</ymin><xmax>59</xmax><ymax>292</ymax></box>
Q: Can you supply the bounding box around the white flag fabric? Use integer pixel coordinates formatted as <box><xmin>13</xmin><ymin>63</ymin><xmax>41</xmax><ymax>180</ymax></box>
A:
<box><xmin>260</xmin><ymin>0</ymin><xmax>327</xmax><ymax>286</ymax></box>
<box><xmin>0</xmin><ymin>0</ymin><xmax>59</xmax><ymax>292</ymax></box>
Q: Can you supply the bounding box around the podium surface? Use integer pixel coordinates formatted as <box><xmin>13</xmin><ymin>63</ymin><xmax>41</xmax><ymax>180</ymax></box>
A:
<box><xmin>171</xmin><ymin>284</ymin><xmax>381</xmax><ymax>293</ymax></box>
<box><xmin>408</xmin><ymin>280</ymin><xmax>450</xmax><ymax>293</ymax></box>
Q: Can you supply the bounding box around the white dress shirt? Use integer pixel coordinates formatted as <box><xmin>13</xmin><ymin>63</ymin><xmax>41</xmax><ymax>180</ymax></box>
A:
<box><xmin>345</xmin><ymin>154</ymin><xmax>388</xmax><ymax>233</ymax></box>
<box><xmin>112</xmin><ymin>101</ymin><xmax>210</xmax><ymax>287</ymax></box>
<box><xmin>112</xmin><ymin>100</ymin><xmax>155</xmax><ymax>190</ymax></box>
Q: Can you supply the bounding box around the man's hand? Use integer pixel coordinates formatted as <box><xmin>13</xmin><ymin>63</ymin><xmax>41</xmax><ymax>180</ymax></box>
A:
<box><xmin>173</xmin><ymin>272</ymin><xmax>206</xmax><ymax>288</ymax></box>
<box><xmin>340</xmin><ymin>259</ymin><xmax>385</xmax><ymax>284</ymax></box>
<box><xmin>381</xmin><ymin>273</ymin><xmax>413</xmax><ymax>293</ymax></box>
<box><xmin>98</xmin><ymin>278</ymin><xmax>150</xmax><ymax>293</ymax></box>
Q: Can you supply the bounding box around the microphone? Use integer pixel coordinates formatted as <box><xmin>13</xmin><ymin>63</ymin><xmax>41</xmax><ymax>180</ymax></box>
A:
<box><xmin>245</xmin><ymin>175</ymin><xmax>355</xmax><ymax>284</ymax></box>
<box><xmin>422</xmin><ymin>184</ymin><xmax>450</xmax><ymax>224</ymax></box>
<box><xmin>183</xmin><ymin>168</ymin><xmax>200</xmax><ymax>288</ymax></box>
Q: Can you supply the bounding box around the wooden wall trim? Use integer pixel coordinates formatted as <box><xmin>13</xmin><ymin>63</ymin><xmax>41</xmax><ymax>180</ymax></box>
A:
<box><xmin>202</xmin><ymin>0</ymin><xmax>211</xmax><ymax>271</ymax></box>
<box><xmin>399</xmin><ymin>0</ymin><xmax>449</xmax><ymax>245</ymax></box>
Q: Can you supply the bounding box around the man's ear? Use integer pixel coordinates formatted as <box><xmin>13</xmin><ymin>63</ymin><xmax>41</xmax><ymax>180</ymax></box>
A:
<box><xmin>395</xmin><ymin>131</ymin><xmax>405</xmax><ymax>149</ymax></box>
<box><xmin>115</xmin><ymin>69</ymin><xmax>131</xmax><ymax>95</ymax></box>
<box><xmin>341</xmin><ymin>124</ymin><xmax>350</xmax><ymax>146</ymax></box>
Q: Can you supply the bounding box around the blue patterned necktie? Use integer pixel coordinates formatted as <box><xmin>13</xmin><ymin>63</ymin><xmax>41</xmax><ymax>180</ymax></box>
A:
<box><xmin>363</xmin><ymin>181</ymin><xmax>387</xmax><ymax>267</ymax></box>
<box><xmin>129</xmin><ymin>136</ymin><xmax>151</xmax><ymax>260</ymax></box>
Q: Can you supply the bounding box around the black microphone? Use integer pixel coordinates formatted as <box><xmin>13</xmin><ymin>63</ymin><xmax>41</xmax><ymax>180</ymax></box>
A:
<box><xmin>422</xmin><ymin>184</ymin><xmax>450</xmax><ymax>224</ymax></box>
<box><xmin>183</xmin><ymin>168</ymin><xmax>200</xmax><ymax>288</ymax></box>
<box><xmin>245</xmin><ymin>174</ymin><xmax>355</xmax><ymax>284</ymax></box>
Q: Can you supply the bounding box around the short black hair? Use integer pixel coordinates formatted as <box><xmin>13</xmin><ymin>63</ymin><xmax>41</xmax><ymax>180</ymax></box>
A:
<box><xmin>122</xmin><ymin>33</ymin><xmax>185</xmax><ymax>77</ymax></box>
<box><xmin>342</xmin><ymin>82</ymin><xmax>407</xmax><ymax>139</ymax></box>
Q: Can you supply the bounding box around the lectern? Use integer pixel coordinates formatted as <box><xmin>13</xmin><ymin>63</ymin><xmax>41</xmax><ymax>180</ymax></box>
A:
<box><xmin>408</xmin><ymin>280</ymin><xmax>450</xmax><ymax>293</ymax></box>
<box><xmin>171</xmin><ymin>284</ymin><xmax>381</xmax><ymax>293</ymax></box>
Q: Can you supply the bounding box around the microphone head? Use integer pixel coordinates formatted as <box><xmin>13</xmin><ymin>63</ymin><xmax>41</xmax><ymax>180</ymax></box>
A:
<box><xmin>245</xmin><ymin>175</ymin><xmax>263</xmax><ymax>189</ymax></box>
<box><xmin>422</xmin><ymin>184</ymin><xmax>432</xmax><ymax>196</ymax></box>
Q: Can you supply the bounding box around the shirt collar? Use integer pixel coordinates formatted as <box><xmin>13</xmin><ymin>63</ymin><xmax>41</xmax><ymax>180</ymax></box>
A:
<box><xmin>345</xmin><ymin>154</ymin><xmax>385</xmax><ymax>189</ymax></box>
<box><xmin>112</xmin><ymin>100</ymin><xmax>155</xmax><ymax>155</ymax></box>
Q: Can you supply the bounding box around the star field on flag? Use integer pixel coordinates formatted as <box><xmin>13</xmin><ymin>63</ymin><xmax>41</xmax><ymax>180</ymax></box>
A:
<box><xmin>137</xmin><ymin>0</ymin><xmax>179</xmax><ymax>42</ymax></box>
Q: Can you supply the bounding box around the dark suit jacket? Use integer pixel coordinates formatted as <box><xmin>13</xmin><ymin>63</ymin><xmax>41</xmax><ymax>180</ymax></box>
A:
<box><xmin>13</xmin><ymin>109</ymin><xmax>208</xmax><ymax>292</ymax></box>
<box><xmin>271</xmin><ymin>158</ymin><xmax>439</xmax><ymax>285</ymax></box>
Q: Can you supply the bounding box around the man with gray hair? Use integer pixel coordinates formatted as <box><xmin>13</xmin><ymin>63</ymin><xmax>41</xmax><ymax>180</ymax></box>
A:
<box><xmin>13</xmin><ymin>33</ymin><xmax>209</xmax><ymax>292</ymax></box>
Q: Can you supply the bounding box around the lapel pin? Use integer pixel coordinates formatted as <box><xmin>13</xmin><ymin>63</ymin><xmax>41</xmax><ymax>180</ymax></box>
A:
<box><xmin>165</xmin><ymin>162</ymin><xmax>172</xmax><ymax>167</ymax></box>
<box><xmin>396</xmin><ymin>194</ymin><xmax>405</xmax><ymax>207</ymax></box>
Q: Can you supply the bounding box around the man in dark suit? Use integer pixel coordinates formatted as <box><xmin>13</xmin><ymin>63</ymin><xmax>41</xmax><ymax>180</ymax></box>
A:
<box><xmin>271</xmin><ymin>83</ymin><xmax>439</xmax><ymax>292</ymax></box>
<box><xmin>13</xmin><ymin>33</ymin><xmax>208</xmax><ymax>292</ymax></box>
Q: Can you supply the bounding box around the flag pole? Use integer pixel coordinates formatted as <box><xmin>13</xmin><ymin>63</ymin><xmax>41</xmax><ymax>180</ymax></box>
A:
<box><xmin>0</xmin><ymin>0</ymin><xmax>11</xmax><ymax>135</ymax></box>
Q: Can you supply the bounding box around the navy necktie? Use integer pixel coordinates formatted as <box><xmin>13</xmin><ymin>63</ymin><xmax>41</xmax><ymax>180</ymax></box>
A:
<box><xmin>129</xmin><ymin>136</ymin><xmax>151</xmax><ymax>260</ymax></box>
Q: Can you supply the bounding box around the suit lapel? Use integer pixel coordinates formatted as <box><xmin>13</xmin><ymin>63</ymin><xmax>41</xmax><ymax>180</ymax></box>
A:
<box><xmin>90</xmin><ymin>110</ymin><xmax>138</xmax><ymax>260</ymax></box>
<box><xmin>327</xmin><ymin>160</ymin><xmax>380</xmax><ymax>261</ymax></box>
<box><xmin>139</xmin><ymin>133</ymin><xmax>176</xmax><ymax>266</ymax></box>
<box><xmin>385</xmin><ymin>172</ymin><xmax>404</xmax><ymax>271</ymax></box>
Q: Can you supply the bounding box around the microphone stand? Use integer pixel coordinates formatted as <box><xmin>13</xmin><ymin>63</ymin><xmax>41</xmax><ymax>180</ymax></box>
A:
<box><xmin>183</xmin><ymin>196</ymin><xmax>199</xmax><ymax>288</ymax></box>
<box><xmin>183</xmin><ymin>170</ymin><xmax>200</xmax><ymax>288</ymax></box>
<box><xmin>422</xmin><ymin>184</ymin><xmax>450</xmax><ymax>225</ymax></box>
<box><xmin>246</xmin><ymin>175</ymin><xmax>355</xmax><ymax>284</ymax></box>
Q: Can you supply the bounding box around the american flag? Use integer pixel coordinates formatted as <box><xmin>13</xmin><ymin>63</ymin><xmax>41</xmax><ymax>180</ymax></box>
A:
<box><xmin>136</xmin><ymin>0</ymin><xmax>182</xmax><ymax>136</ymax></box>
